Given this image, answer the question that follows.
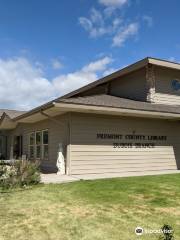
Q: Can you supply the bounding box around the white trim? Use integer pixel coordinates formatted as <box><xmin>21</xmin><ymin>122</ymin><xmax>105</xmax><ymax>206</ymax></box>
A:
<box><xmin>28</xmin><ymin>129</ymin><xmax>49</xmax><ymax>161</ymax></box>
<box><xmin>148</xmin><ymin>58</ymin><xmax>180</xmax><ymax>70</ymax></box>
<box><xmin>35</xmin><ymin>131</ymin><xmax>42</xmax><ymax>160</ymax></box>
<box><xmin>28</xmin><ymin>132</ymin><xmax>35</xmax><ymax>160</ymax></box>
<box><xmin>42</xmin><ymin>129</ymin><xmax>49</xmax><ymax>161</ymax></box>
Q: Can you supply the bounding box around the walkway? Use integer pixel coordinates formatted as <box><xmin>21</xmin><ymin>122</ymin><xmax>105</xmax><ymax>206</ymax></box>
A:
<box><xmin>41</xmin><ymin>170</ymin><xmax>180</xmax><ymax>183</ymax></box>
<box><xmin>41</xmin><ymin>174</ymin><xmax>79</xmax><ymax>184</ymax></box>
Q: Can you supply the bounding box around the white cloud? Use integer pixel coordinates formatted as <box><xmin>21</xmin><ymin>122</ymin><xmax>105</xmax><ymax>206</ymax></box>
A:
<box><xmin>0</xmin><ymin>58</ymin><xmax>55</xmax><ymax>110</ymax></box>
<box><xmin>143</xmin><ymin>15</ymin><xmax>153</xmax><ymax>27</ymax></box>
<box><xmin>51</xmin><ymin>59</ymin><xmax>63</xmax><ymax>70</ymax></box>
<box><xmin>0</xmin><ymin>56</ymin><xmax>113</xmax><ymax>110</ymax></box>
<box><xmin>79</xmin><ymin>8</ymin><xmax>119</xmax><ymax>38</ymax></box>
<box><xmin>103</xmin><ymin>67</ymin><xmax>117</xmax><ymax>76</ymax></box>
<box><xmin>82</xmin><ymin>56</ymin><xmax>112</xmax><ymax>72</ymax></box>
<box><xmin>79</xmin><ymin>17</ymin><xmax>93</xmax><ymax>33</ymax></box>
<box><xmin>53</xmin><ymin>56</ymin><xmax>113</xmax><ymax>94</ymax></box>
<box><xmin>79</xmin><ymin>7</ymin><xmax>123</xmax><ymax>38</ymax></box>
<box><xmin>112</xmin><ymin>22</ymin><xmax>139</xmax><ymax>47</ymax></box>
<box><xmin>79</xmin><ymin>5</ymin><xmax>139</xmax><ymax>47</ymax></box>
<box><xmin>79</xmin><ymin>18</ymin><xmax>107</xmax><ymax>38</ymax></box>
<box><xmin>99</xmin><ymin>0</ymin><xmax>128</xmax><ymax>7</ymax></box>
<box><xmin>91</xmin><ymin>8</ymin><xmax>104</xmax><ymax>25</ymax></box>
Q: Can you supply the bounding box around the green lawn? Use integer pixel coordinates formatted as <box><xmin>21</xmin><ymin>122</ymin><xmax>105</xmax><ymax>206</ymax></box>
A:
<box><xmin>0</xmin><ymin>174</ymin><xmax>180</xmax><ymax>240</ymax></box>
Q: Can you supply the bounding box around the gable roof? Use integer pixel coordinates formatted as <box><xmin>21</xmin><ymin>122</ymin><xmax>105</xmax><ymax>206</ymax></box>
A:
<box><xmin>55</xmin><ymin>57</ymin><xmax>180</xmax><ymax>100</ymax></box>
<box><xmin>3</xmin><ymin>56</ymin><xmax>180</xmax><ymax>122</ymax></box>
<box><xmin>0</xmin><ymin>109</ymin><xmax>26</xmax><ymax>119</ymax></box>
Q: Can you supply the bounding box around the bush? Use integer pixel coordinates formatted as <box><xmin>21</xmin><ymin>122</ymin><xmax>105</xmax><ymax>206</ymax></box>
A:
<box><xmin>159</xmin><ymin>224</ymin><xmax>174</xmax><ymax>240</ymax></box>
<box><xmin>0</xmin><ymin>160</ymin><xmax>40</xmax><ymax>189</ymax></box>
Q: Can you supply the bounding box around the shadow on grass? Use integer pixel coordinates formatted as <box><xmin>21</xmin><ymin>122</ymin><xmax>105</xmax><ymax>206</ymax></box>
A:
<box><xmin>0</xmin><ymin>183</ymin><xmax>44</xmax><ymax>194</ymax></box>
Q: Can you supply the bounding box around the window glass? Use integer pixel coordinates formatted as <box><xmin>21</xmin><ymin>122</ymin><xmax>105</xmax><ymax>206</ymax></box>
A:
<box><xmin>43</xmin><ymin>130</ymin><xmax>48</xmax><ymax>144</ymax></box>
<box><xmin>36</xmin><ymin>132</ymin><xmax>41</xmax><ymax>145</ymax></box>
<box><xmin>43</xmin><ymin>145</ymin><xmax>48</xmax><ymax>160</ymax></box>
<box><xmin>30</xmin><ymin>133</ymin><xmax>35</xmax><ymax>145</ymax></box>
<box><xmin>36</xmin><ymin>145</ymin><xmax>41</xmax><ymax>159</ymax></box>
<box><xmin>0</xmin><ymin>136</ymin><xmax>3</xmax><ymax>154</ymax></box>
<box><xmin>29</xmin><ymin>146</ymin><xmax>34</xmax><ymax>159</ymax></box>
<box><xmin>29</xmin><ymin>130</ymin><xmax>48</xmax><ymax>161</ymax></box>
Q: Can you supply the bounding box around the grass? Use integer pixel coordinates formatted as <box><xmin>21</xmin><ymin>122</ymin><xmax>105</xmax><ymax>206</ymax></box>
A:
<box><xmin>0</xmin><ymin>174</ymin><xmax>180</xmax><ymax>240</ymax></box>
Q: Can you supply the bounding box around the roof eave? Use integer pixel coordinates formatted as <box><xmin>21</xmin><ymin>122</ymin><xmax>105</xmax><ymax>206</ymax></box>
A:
<box><xmin>13</xmin><ymin>102</ymin><xmax>55</xmax><ymax>121</ymax></box>
<box><xmin>148</xmin><ymin>57</ymin><xmax>180</xmax><ymax>70</ymax></box>
<box><xmin>54</xmin><ymin>102</ymin><xmax>180</xmax><ymax>120</ymax></box>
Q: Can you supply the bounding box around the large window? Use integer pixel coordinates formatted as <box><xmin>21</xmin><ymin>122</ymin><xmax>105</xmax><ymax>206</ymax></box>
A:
<box><xmin>42</xmin><ymin>130</ymin><xmax>48</xmax><ymax>160</ymax></box>
<box><xmin>35</xmin><ymin>131</ymin><xmax>41</xmax><ymax>159</ymax></box>
<box><xmin>29</xmin><ymin>132</ymin><xmax>35</xmax><ymax>159</ymax></box>
<box><xmin>28</xmin><ymin>130</ymin><xmax>48</xmax><ymax>160</ymax></box>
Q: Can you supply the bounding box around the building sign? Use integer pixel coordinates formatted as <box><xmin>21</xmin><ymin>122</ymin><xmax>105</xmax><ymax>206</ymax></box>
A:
<box><xmin>171</xmin><ymin>79</ymin><xmax>180</xmax><ymax>91</ymax></box>
<box><xmin>96</xmin><ymin>133</ymin><xmax>167</xmax><ymax>148</ymax></box>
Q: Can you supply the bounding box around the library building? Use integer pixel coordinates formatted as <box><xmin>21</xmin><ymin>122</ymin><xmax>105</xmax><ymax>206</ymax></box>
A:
<box><xmin>0</xmin><ymin>57</ymin><xmax>180</xmax><ymax>179</ymax></box>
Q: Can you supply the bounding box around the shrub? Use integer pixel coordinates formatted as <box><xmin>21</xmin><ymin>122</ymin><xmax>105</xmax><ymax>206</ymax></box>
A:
<box><xmin>0</xmin><ymin>163</ymin><xmax>16</xmax><ymax>189</ymax></box>
<box><xmin>159</xmin><ymin>224</ymin><xmax>174</xmax><ymax>240</ymax></box>
<box><xmin>15</xmin><ymin>160</ymin><xmax>41</xmax><ymax>186</ymax></box>
<box><xmin>0</xmin><ymin>160</ymin><xmax>40</xmax><ymax>189</ymax></box>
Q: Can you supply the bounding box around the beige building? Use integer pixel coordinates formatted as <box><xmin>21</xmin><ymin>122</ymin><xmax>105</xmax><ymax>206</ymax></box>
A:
<box><xmin>0</xmin><ymin>57</ymin><xmax>180</xmax><ymax>178</ymax></box>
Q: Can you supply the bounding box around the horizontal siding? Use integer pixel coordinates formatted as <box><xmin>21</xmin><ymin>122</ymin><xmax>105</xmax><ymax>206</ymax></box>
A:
<box><xmin>153</xmin><ymin>66</ymin><xmax>180</xmax><ymax>105</ymax></box>
<box><xmin>70</xmin><ymin>113</ymin><xmax>180</xmax><ymax>176</ymax></box>
<box><xmin>72</xmin><ymin>163</ymin><xmax>176</xmax><ymax>169</ymax></box>
<box><xmin>71</xmin><ymin>151</ymin><xmax>175</xmax><ymax>156</ymax></box>
<box><xmin>153</xmin><ymin>93</ymin><xmax>180</xmax><ymax>105</ymax></box>
<box><xmin>71</xmin><ymin>145</ymin><xmax>175</xmax><ymax>152</ymax></box>
<box><xmin>70</xmin><ymin>147</ymin><xmax>177</xmax><ymax>175</ymax></box>
<box><xmin>71</xmin><ymin>166</ymin><xmax>177</xmax><ymax>175</ymax></box>
<box><xmin>72</xmin><ymin>157</ymin><xmax>177</xmax><ymax>162</ymax></box>
<box><xmin>72</xmin><ymin>160</ymin><xmax>176</xmax><ymax>166</ymax></box>
<box><xmin>8</xmin><ymin>114</ymin><xmax>68</xmax><ymax>168</ymax></box>
<box><xmin>110</xmin><ymin>68</ymin><xmax>147</xmax><ymax>101</ymax></box>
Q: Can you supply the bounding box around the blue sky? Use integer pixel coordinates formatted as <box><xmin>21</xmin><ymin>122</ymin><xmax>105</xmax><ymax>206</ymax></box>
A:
<box><xmin>0</xmin><ymin>0</ymin><xmax>180</xmax><ymax>110</ymax></box>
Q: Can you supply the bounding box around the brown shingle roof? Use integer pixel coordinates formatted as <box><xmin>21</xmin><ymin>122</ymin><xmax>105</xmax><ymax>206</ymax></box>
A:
<box><xmin>0</xmin><ymin>109</ymin><xmax>26</xmax><ymax>119</ymax></box>
<box><xmin>59</xmin><ymin>94</ymin><xmax>180</xmax><ymax>115</ymax></box>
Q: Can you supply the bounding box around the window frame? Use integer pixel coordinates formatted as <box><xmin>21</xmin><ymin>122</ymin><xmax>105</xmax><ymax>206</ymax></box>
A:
<box><xmin>28</xmin><ymin>129</ymin><xmax>49</xmax><ymax>161</ymax></box>
<box><xmin>35</xmin><ymin>131</ymin><xmax>42</xmax><ymax>160</ymax></box>
<box><xmin>29</xmin><ymin>132</ymin><xmax>35</xmax><ymax>160</ymax></box>
<box><xmin>42</xmin><ymin>129</ymin><xmax>49</xmax><ymax>161</ymax></box>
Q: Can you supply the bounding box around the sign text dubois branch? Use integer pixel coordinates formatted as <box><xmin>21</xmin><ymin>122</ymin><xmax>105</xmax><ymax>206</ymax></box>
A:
<box><xmin>97</xmin><ymin>133</ymin><xmax>167</xmax><ymax>148</ymax></box>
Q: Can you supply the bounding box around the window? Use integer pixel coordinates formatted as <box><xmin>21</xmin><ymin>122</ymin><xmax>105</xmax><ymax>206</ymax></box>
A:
<box><xmin>42</xmin><ymin>130</ymin><xmax>48</xmax><ymax>160</ymax></box>
<box><xmin>35</xmin><ymin>131</ymin><xmax>41</xmax><ymax>159</ymax></box>
<box><xmin>29</xmin><ymin>132</ymin><xmax>35</xmax><ymax>159</ymax></box>
<box><xmin>28</xmin><ymin>130</ymin><xmax>48</xmax><ymax>160</ymax></box>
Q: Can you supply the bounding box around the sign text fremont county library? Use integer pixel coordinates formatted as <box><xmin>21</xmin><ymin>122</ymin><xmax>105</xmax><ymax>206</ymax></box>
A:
<box><xmin>96</xmin><ymin>133</ymin><xmax>167</xmax><ymax>148</ymax></box>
